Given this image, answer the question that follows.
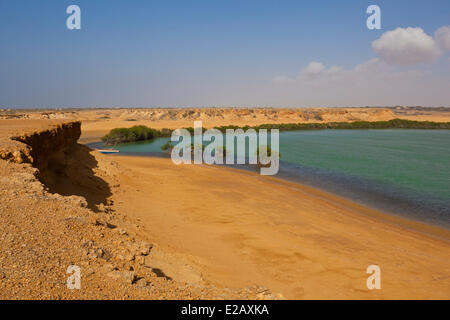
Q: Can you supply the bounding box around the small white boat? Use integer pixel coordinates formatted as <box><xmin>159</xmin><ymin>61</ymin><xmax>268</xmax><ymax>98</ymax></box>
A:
<box><xmin>96</xmin><ymin>149</ymin><xmax>120</xmax><ymax>154</ymax></box>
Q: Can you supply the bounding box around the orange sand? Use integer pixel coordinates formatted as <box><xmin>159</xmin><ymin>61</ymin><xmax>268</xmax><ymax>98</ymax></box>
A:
<box><xmin>105</xmin><ymin>155</ymin><xmax>450</xmax><ymax>299</ymax></box>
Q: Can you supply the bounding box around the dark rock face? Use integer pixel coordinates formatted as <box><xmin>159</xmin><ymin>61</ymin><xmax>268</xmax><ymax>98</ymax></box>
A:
<box><xmin>10</xmin><ymin>122</ymin><xmax>81</xmax><ymax>169</ymax></box>
<box><xmin>4</xmin><ymin>121</ymin><xmax>112</xmax><ymax>211</ymax></box>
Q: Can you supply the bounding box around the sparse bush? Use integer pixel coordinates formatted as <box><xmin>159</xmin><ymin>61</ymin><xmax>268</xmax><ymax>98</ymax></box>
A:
<box><xmin>161</xmin><ymin>141</ymin><xmax>174</xmax><ymax>151</ymax></box>
<box><xmin>255</xmin><ymin>145</ymin><xmax>281</xmax><ymax>168</ymax></box>
<box><xmin>103</xmin><ymin>119</ymin><xmax>450</xmax><ymax>146</ymax></box>
<box><xmin>102</xmin><ymin>125</ymin><xmax>173</xmax><ymax>145</ymax></box>
<box><xmin>213</xmin><ymin>119</ymin><xmax>450</xmax><ymax>133</ymax></box>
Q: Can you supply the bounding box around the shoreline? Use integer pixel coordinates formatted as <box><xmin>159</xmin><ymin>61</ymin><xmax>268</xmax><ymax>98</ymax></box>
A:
<box><xmin>1</xmin><ymin>117</ymin><xmax>449</xmax><ymax>299</ymax></box>
<box><xmin>85</xmin><ymin>138</ymin><xmax>450</xmax><ymax>236</ymax></box>
<box><xmin>104</xmin><ymin>154</ymin><xmax>450</xmax><ymax>299</ymax></box>
<box><xmin>74</xmin><ymin>114</ymin><xmax>450</xmax><ymax>298</ymax></box>
<box><xmin>111</xmin><ymin>152</ymin><xmax>450</xmax><ymax>241</ymax></box>
<box><xmin>260</xmin><ymin>170</ymin><xmax>450</xmax><ymax>242</ymax></box>
<box><xmin>99</xmin><ymin>119</ymin><xmax>450</xmax><ymax>146</ymax></box>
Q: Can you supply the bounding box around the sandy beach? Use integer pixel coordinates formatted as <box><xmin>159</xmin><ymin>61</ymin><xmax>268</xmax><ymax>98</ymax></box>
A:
<box><xmin>3</xmin><ymin>1</ymin><xmax>450</xmax><ymax>304</ymax></box>
<box><xmin>102</xmin><ymin>154</ymin><xmax>450</xmax><ymax>299</ymax></box>
<box><xmin>1</xmin><ymin>108</ymin><xmax>449</xmax><ymax>299</ymax></box>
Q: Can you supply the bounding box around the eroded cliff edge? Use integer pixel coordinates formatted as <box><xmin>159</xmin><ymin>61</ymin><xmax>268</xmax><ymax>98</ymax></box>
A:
<box><xmin>0</xmin><ymin>121</ymin><xmax>276</xmax><ymax>299</ymax></box>
<box><xmin>11</xmin><ymin>121</ymin><xmax>81</xmax><ymax>168</ymax></box>
<box><xmin>0</xmin><ymin>122</ymin><xmax>81</xmax><ymax>166</ymax></box>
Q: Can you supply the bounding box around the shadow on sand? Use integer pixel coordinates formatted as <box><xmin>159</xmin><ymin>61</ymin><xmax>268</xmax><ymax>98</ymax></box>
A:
<box><xmin>36</xmin><ymin>144</ymin><xmax>112</xmax><ymax>212</ymax></box>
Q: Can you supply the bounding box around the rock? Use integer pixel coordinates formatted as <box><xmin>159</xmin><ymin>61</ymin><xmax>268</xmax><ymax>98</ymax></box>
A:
<box><xmin>143</xmin><ymin>256</ymin><xmax>152</xmax><ymax>268</ymax></box>
<box><xmin>12</xmin><ymin>151</ymin><xmax>27</xmax><ymax>163</ymax></box>
<box><xmin>139</xmin><ymin>242</ymin><xmax>153</xmax><ymax>256</ymax></box>
<box><xmin>89</xmin><ymin>216</ymin><xmax>103</xmax><ymax>226</ymax></box>
<box><xmin>255</xmin><ymin>292</ymin><xmax>286</xmax><ymax>300</ymax></box>
<box><xmin>104</xmin><ymin>207</ymin><xmax>113</xmax><ymax>214</ymax></box>
<box><xmin>115</xmin><ymin>228</ymin><xmax>128</xmax><ymax>236</ymax></box>
<box><xmin>27</xmin><ymin>181</ymin><xmax>44</xmax><ymax>194</ymax></box>
<box><xmin>105</xmin><ymin>222</ymin><xmax>116</xmax><ymax>229</ymax></box>
<box><xmin>135</xmin><ymin>278</ymin><xmax>148</xmax><ymax>287</ymax></box>
<box><xmin>82</xmin><ymin>240</ymin><xmax>95</xmax><ymax>248</ymax></box>
<box><xmin>102</xmin><ymin>263</ymin><xmax>117</xmax><ymax>272</ymax></box>
<box><xmin>135</xmin><ymin>255</ymin><xmax>144</xmax><ymax>265</ymax></box>
<box><xmin>89</xmin><ymin>215</ymin><xmax>116</xmax><ymax>229</ymax></box>
<box><xmin>65</xmin><ymin>195</ymin><xmax>88</xmax><ymax>208</ymax></box>
<box><xmin>117</xmin><ymin>253</ymin><xmax>135</xmax><ymax>262</ymax></box>
<box><xmin>256</xmin><ymin>293</ymin><xmax>270</xmax><ymax>300</ymax></box>
<box><xmin>106</xmin><ymin>271</ymin><xmax>137</xmax><ymax>284</ymax></box>
<box><xmin>83</xmin><ymin>242</ymin><xmax>111</xmax><ymax>260</ymax></box>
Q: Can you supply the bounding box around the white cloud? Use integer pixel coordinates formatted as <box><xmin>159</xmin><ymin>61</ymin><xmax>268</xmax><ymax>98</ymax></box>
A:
<box><xmin>303</xmin><ymin>62</ymin><xmax>326</xmax><ymax>76</ymax></box>
<box><xmin>372</xmin><ymin>27</ymin><xmax>441</xmax><ymax>66</ymax></box>
<box><xmin>301</xmin><ymin>62</ymin><xmax>343</xmax><ymax>78</ymax></box>
<box><xmin>269</xmin><ymin>57</ymin><xmax>431</xmax><ymax>106</ymax></box>
<box><xmin>353</xmin><ymin>58</ymin><xmax>382</xmax><ymax>72</ymax></box>
<box><xmin>269</xmin><ymin>25</ymin><xmax>450</xmax><ymax>106</ymax></box>
<box><xmin>435</xmin><ymin>26</ymin><xmax>450</xmax><ymax>51</ymax></box>
<box><xmin>274</xmin><ymin>58</ymin><xmax>422</xmax><ymax>88</ymax></box>
<box><xmin>272</xmin><ymin>61</ymin><xmax>345</xmax><ymax>84</ymax></box>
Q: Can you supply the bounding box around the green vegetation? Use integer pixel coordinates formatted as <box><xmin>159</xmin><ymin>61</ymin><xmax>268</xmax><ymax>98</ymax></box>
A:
<box><xmin>161</xmin><ymin>141</ymin><xmax>175</xmax><ymax>151</ymax></box>
<box><xmin>102</xmin><ymin>125</ymin><xmax>171</xmax><ymax>145</ymax></box>
<box><xmin>161</xmin><ymin>142</ymin><xmax>224</xmax><ymax>156</ymax></box>
<box><xmin>214</xmin><ymin>119</ymin><xmax>450</xmax><ymax>132</ymax></box>
<box><xmin>163</xmin><ymin>142</ymin><xmax>206</xmax><ymax>152</ymax></box>
<box><xmin>104</xmin><ymin>119</ymin><xmax>450</xmax><ymax>145</ymax></box>
<box><xmin>256</xmin><ymin>145</ymin><xmax>281</xmax><ymax>158</ymax></box>
<box><xmin>256</xmin><ymin>145</ymin><xmax>281</xmax><ymax>168</ymax></box>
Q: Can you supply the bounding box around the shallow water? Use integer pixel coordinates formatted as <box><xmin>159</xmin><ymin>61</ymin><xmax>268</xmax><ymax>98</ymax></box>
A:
<box><xmin>89</xmin><ymin>129</ymin><xmax>450</xmax><ymax>228</ymax></box>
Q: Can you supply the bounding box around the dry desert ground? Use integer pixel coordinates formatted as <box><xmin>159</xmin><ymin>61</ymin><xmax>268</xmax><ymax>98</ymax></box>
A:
<box><xmin>0</xmin><ymin>107</ymin><xmax>449</xmax><ymax>299</ymax></box>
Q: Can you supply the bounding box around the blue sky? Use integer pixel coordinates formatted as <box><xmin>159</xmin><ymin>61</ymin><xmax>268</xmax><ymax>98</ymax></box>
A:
<box><xmin>1</xmin><ymin>0</ymin><xmax>449</xmax><ymax>108</ymax></box>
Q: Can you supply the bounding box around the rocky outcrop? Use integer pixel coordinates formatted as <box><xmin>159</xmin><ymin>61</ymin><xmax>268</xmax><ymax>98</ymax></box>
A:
<box><xmin>0</xmin><ymin>120</ymin><xmax>282</xmax><ymax>299</ymax></box>
<box><xmin>0</xmin><ymin>145</ymin><xmax>31</xmax><ymax>164</ymax></box>
<box><xmin>3</xmin><ymin>122</ymin><xmax>81</xmax><ymax>169</ymax></box>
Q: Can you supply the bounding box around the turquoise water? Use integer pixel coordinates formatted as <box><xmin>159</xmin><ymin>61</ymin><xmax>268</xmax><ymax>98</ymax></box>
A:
<box><xmin>276</xmin><ymin>130</ymin><xmax>450</xmax><ymax>228</ymax></box>
<box><xmin>280</xmin><ymin>130</ymin><xmax>450</xmax><ymax>200</ymax></box>
<box><xmin>90</xmin><ymin>129</ymin><xmax>450</xmax><ymax>227</ymax></box>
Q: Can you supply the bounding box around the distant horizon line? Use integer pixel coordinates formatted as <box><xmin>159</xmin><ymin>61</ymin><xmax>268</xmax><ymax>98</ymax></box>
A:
<box><xmin>1</xmin><ymin>105</ymin><xmax>449</xmax><ymax>111</ymax></box>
